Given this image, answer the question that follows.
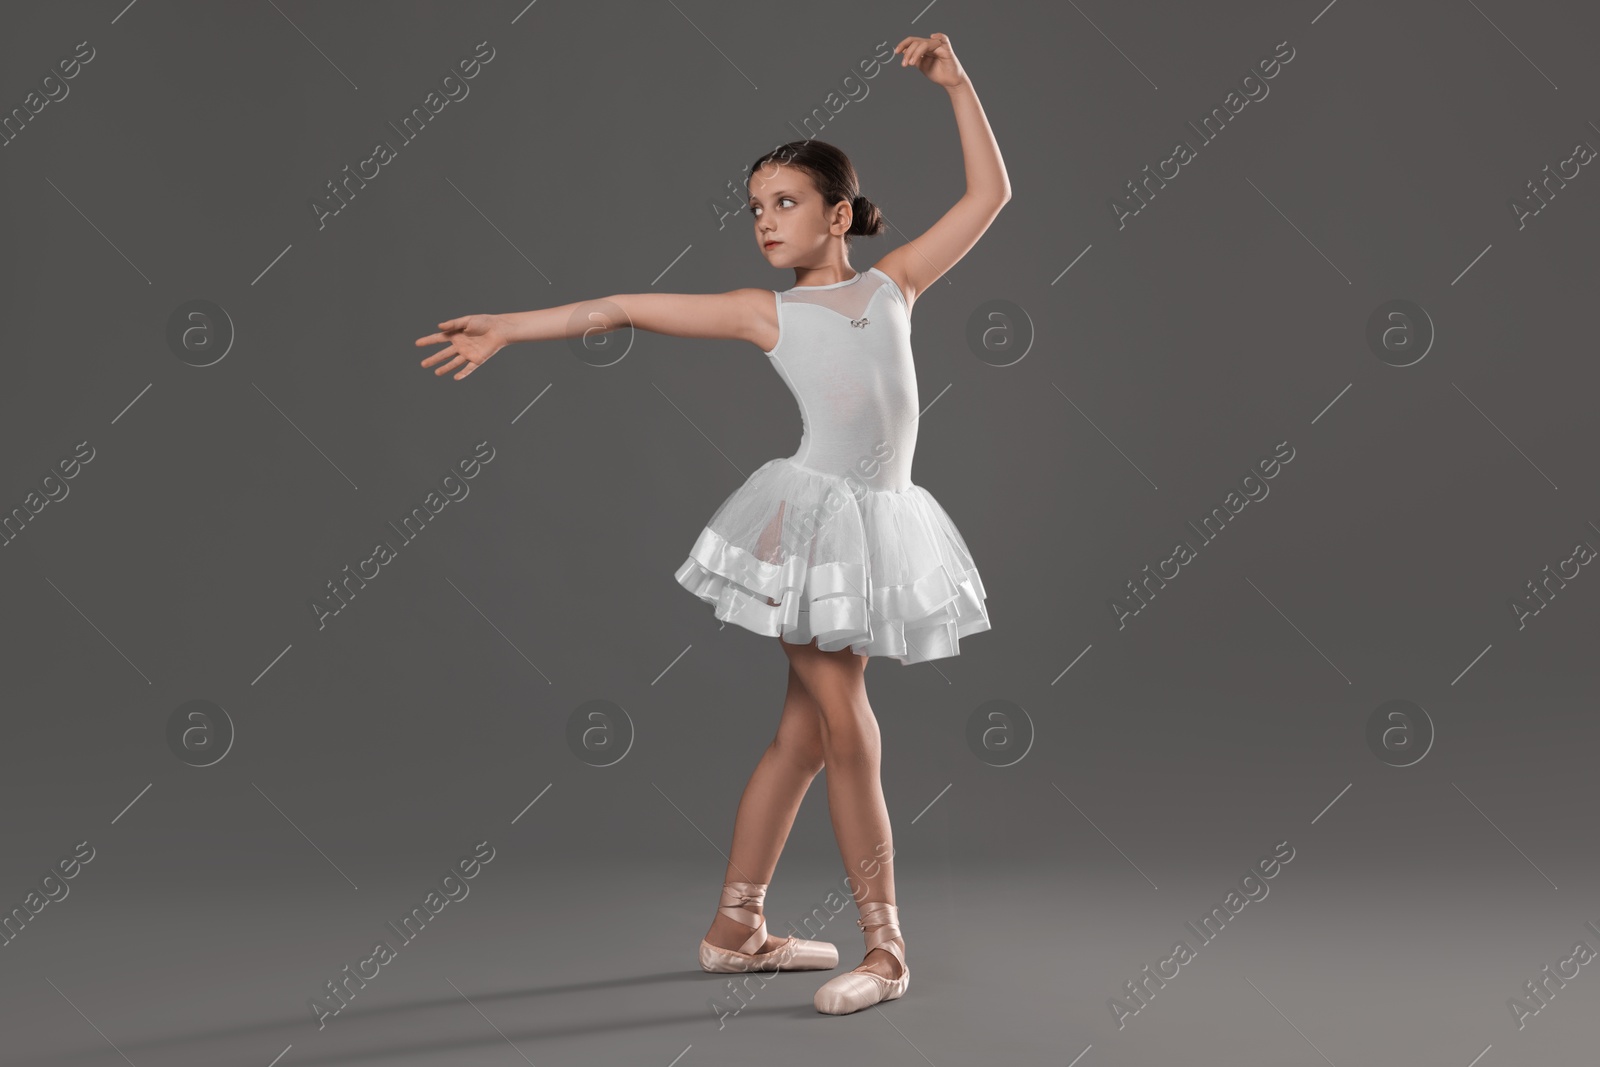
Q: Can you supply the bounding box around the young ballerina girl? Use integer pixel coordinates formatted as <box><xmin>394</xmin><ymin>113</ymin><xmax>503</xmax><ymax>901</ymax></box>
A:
<box><xmin>415</xmin><ymin>32</ymin><xmax>1009</xmax><ymax>1015</ymax></box>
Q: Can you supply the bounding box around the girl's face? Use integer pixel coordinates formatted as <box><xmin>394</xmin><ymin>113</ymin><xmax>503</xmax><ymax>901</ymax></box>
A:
<box><xmin>748</xmin><ymin>164</ymin><xmax>846</xmax><ymax>266</ymax></box>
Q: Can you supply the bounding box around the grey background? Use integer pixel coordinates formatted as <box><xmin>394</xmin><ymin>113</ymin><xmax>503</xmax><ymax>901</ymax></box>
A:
<box><xmin>3</xmin><ymin>0</ymin><xmax>1597</xmax><ymax>1064</ymax></box>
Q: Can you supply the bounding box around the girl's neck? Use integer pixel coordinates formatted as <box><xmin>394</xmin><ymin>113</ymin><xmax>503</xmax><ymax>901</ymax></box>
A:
<box><xmin>793</xmin><ymin>265</ymin><xmax>858</xmax><ymax>288</ymax></box>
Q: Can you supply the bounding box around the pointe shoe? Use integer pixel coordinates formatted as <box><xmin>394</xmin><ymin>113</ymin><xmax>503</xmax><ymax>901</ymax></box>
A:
<box><xmin>814</xmin><ymin>901</ymin><xmax>909</xmax><ymax>1015</ymax></box>
<box><xmin>698</xmin><ymin>880</ymin><xmax>839</xmax><ymax>973</ymax></box>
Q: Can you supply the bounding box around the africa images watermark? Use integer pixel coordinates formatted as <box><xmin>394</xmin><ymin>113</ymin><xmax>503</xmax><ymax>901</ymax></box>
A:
<box><xmin>779</xmin><ymin>440</ymin><xmax>898</xmax><ymax>547</ymax></box>
<box><xmin>0</xmin><ymin>440</ymin><xmax>97</xmax><ymax>549</ymax></box>
<box><xmin>1109</xmin><ymin>39</ymin><xmax>1298</xmax><ymax>230</ymax></box>
<box><xmin>307</xmin><ymin>840</ymin><xmax>497</xmax><ymax>1030</ymax></box>
<box><xmin>0</xmin><ymin>38</ymin><xmax>97</xmax><ymax>152</ymax></box>
<box><xmin>1109</xmin><ymin>839</ymin><xmax>1297</xmax><ymax>1030</ymax></box>
<box><xmin>1506</xmin><ymin>917</ymin><xmax>1600</xmax><ymax>1031</ymax></box>
<box><xmin>1508</xmin><ymin>133</ymin><xmax>1595</xmax><ymax>230</ymax></box>
<box><xmin>0</xmin><ymin>841</ymin><xmax>97</xmax><ymax>950</ymax></box>
<box><xmin>309</xmin><ymin>40</ymin><xmax>497</xmax><ymax>231</ymax></box>
<box><xmin>1109</xmin><ymin>440</ymin><xmax>1297</xmax><ymax>630</ymax></box>
<box><xmin>1508</xmin><ymin>519</ymin><xmax>1598</xmax><ymax>631</ymax></box>
<box><xmin>309</xmin><ymin>440</ymin><xmax>497</xmax><ymax>630</ymax></box>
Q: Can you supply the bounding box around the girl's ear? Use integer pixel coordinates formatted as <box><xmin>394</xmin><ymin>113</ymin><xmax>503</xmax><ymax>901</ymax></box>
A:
<box><xmin>830</xmin><ymin>199</ymin><xmax>852</xmax><ymax>236</ymax></box>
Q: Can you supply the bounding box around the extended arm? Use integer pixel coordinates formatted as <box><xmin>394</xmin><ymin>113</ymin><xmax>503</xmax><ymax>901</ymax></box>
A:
<box><xmin>875</xmin><ymin>34</ymin><xmax>1012</xmax><ymax>307</ymax></box>
<box><xmin>497</xmin><ymin>289</ymin><xmax>772</xmax><ymax>347</ymax></box>
<box><xmin>416</xmin><ymin>289</ymin><xmax>775</xmax><ymax>379</ymax></box>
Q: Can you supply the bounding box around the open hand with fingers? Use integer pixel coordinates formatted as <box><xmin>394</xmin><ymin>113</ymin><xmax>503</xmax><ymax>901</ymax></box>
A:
<box><xmin>415</xmin><ymin>314</ymin><xmax>509</xmax><ymax>381</ymax></box>
<box><xmin>892</xmin><ymin>32</ymin><xmax>967</xmax><ymax>88</ymax></box>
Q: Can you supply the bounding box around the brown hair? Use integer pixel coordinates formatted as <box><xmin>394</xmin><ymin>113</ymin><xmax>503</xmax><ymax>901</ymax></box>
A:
<box><xmin>748</xmin><ymin>140</ymin><xmax>885</xmax><ymax>242</ymax></box>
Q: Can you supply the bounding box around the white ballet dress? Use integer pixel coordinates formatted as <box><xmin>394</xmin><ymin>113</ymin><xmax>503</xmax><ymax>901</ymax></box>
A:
<box><xmin>674</xmin><ymin>267</ymin><xmax>991</xmax><ymax>664</ymax></box>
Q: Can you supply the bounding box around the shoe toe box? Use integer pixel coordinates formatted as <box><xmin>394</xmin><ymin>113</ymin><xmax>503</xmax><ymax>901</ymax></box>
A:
<box><xmin>814</xmin><ymin>970</ymin><xmax>889</xmax><ymax>1014</ymax></box>
<box><xmin>785</xmin><ymin>937</ymin><xmax>840</xmax><ymax>970</ymax></box>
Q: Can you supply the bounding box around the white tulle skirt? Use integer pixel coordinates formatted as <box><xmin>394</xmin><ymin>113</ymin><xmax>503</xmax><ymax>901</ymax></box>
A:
<box><xmin>674</xmin><ymin>456</ymin><xmax>991</xmax><ymax>664</ymax></box>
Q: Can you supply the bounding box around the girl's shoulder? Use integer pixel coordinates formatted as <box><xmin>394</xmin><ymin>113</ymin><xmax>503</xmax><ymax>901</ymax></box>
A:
<box><xmin>866</xmin><ymin>263</ymin><xmax>915</xmax><ymax>315</ymax></box>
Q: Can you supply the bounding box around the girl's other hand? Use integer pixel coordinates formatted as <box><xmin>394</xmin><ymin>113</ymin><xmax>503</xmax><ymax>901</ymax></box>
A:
<box><xmin>415</xmin><ymin>314</ymin><xmax>508</xmax><ymax>380</ymax></box>
<box><xmin>892</xmin><ymin>32</ymin><xmax>967</xmax><ymax>88</ymax></box>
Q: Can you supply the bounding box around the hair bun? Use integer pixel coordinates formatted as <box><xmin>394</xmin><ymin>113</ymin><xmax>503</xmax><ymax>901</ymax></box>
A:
<box><xmin>848</xmin><ymin>193</ymin><xmax>884</xmax><ymax>238</ymax></box>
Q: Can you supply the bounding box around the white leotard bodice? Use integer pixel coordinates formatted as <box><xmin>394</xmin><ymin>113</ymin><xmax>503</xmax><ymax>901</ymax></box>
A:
<box><xmin>761</xmin><ymin>266</ymin><xmax>918</xmax><ymax>492</ymax></box>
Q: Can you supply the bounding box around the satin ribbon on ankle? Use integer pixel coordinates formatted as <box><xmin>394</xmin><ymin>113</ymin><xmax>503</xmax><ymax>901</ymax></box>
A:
<box><xmin>856</xmin><ymin>901</ymin><xmax>905</xmax><ymax>980</ymax></box>
<box><xmin>720</xmin><ymin>880</ymin><xmax>771</xmax><ymax>955</ymax></box>
<box><xmin>702</xmin><ymin>879</ymin><xmax>840</xmax><ymax>973</ymax></box>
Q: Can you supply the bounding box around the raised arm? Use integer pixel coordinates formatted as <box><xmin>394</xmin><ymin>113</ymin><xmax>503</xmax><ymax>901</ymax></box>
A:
<box><xmin>873</xmin><ymin>33</ymin><xmax>1011</xmax><ymax>310</ymax></box>
<box><xmin>415</xmin><ymin>288</ymin><xmax>777</xmax><ymax>380</ymax></box>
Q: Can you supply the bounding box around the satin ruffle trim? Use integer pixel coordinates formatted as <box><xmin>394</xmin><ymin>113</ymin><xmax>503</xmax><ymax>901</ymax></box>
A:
<box><xmin>673</xmin><ymin>458</ymin><xmax>991</xmax><ymax>665</ymax></box>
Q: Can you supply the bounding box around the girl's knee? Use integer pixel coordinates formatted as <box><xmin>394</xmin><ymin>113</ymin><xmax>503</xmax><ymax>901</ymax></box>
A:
<box><xmin>771</xmin><ymin>727</ymin><xmax>825</xmax><ymax>775</ymax></box>
<box><xmin>778</xmin><ymin>743</ymin><xmax>826</xmax><ymax>777</ymax></box>
<box><xmin>814</xmin><ymin>699</ymin><xmax>878</xmax><ymax>759</ymax></box>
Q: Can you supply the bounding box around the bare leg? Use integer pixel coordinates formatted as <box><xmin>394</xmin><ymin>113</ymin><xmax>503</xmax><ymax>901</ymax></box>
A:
<box><xmin>780</xmin><ymin>638</ymin><xmax>903</xmax><ymax>982</ymax></box>
<box><xmin>703</xmin><ymin>663</ymin><xmax>827</xmax><ymax>954</ymax></box>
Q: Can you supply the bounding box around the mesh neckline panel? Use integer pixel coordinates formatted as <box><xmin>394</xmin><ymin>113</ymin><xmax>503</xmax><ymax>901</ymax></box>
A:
<box><xmin>779</xmin><ymin>269</ymin><xmax>891</xmax><ymax>320</ymax></box>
